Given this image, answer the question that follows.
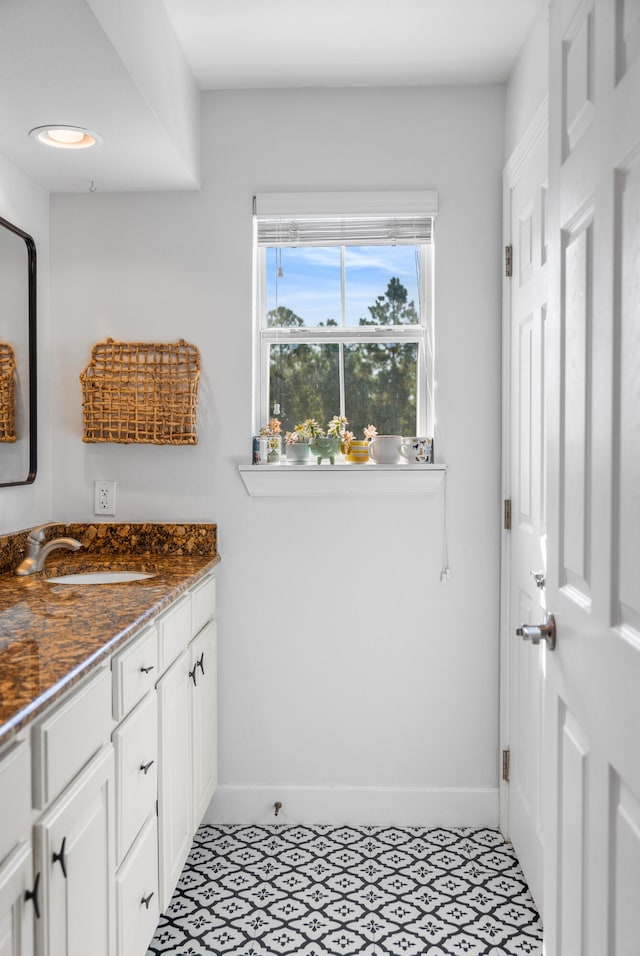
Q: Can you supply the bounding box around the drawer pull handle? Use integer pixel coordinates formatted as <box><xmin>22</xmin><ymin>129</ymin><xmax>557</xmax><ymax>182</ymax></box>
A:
<box><xmin>197</xmin><ymin>653</ymin><xmax>205</xmax><ymax>675</ymax></box>
<box><xmin>140</xmin><ymin>760</ymin><xmax>155</xmax><ymax>775</ymax></box>
<box><xmin>140</xmin><ymin>665</ymin><xmax>154</xmax><ymax>674</ymax></box>
<box><xmin>25</xmin><ymin>871</ymin><xmax>41</xmax><ymax>919</ymax></box>
<box><xmin>53</xmin><ymin>837</ymin><xmax>67</xmax><ymax>878</ymax></box>
<box><xmin>141</xmin><ymin>892</ymin><xmax>154</xmax><ymax>910</ymax></box>
<box><xmin>189</xmin><ymin>666</ymin><xmax>197</xmax><ymax>687</ymax></box>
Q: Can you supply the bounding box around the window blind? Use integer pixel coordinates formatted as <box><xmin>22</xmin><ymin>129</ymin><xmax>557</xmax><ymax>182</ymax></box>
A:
<box><xmin>254</xmin><ymin>190</ymin><xmax>437</xmax><ymax>247</ymax></box>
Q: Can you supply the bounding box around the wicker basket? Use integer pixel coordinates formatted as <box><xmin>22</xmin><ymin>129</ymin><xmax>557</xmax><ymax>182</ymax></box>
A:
<box><xmin>0</xmin><ymin>342</ymin><xmax>16</xmax><ymax>443</ymax></box>
<box><xmin>80</xmin><ymin>338</ymin><xmax>201</xmax><ymax>445</ymax></box>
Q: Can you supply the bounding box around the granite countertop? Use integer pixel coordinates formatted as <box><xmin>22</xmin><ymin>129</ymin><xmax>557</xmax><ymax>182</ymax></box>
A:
<box><xmin>0</xmin><ymin>523</ymin><xmax>219</xmax><ymax>746</ymax></box>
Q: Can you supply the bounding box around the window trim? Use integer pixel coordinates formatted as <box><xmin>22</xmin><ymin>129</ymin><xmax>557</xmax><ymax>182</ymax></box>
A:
<box><xmin>253</xmin><ymin>194</ymin><xmax>436</xmax><ymax>438</ymax></box>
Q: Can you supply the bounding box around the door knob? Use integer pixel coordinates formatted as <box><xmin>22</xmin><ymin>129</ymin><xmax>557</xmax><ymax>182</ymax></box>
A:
<box><xmin>516</xmin><ymin>613</ymin><xmax>556</xmax><ymax>651</ymax></box>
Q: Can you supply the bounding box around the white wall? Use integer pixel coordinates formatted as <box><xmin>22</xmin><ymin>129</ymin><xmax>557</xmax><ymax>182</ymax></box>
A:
<box><xmin>0</xmin><ymin>155</ymin><xmax>52</xmax><ymax>533</ymax></box>
<box><xmin>50</xmin><ymin>84</ymin><xmax>505</xmax><ymax>825</ymax></box>
<box><xmin>505</xmin><ymin>0</ymin><xmax>550</xmax><ymax>159</ymax></box>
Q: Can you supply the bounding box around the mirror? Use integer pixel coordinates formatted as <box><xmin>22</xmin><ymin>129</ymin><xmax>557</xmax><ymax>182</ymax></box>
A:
<box><xmin>0</xmin><ymin>215</ymin><xmax>36</xmax><ymax>486</ymax></box>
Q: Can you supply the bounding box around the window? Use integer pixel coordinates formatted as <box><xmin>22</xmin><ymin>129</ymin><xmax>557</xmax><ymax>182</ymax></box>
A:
<box><xmin>253</xmin><ymin>191</ymin><xmax>437</xmax><ymax>440</ymax></box>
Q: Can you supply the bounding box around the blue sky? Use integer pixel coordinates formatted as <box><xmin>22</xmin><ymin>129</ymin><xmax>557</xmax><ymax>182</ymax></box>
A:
<box><xmin>266</xmin><ymin>245</ymin><xmax>420</xmax><ymax>326</ymax></box>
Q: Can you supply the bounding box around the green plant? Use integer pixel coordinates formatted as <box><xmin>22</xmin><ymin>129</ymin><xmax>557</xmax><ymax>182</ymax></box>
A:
<box><xmin>292</xmin><ymin>418</ymin><xmax>324</xmax><ymax>442</ymax></box>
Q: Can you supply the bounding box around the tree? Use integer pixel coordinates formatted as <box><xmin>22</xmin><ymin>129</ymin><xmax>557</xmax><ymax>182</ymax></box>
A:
<box><xmin>268</xmin><ymin>277</ymin><xmax>418</xmax><ymax>436</ymax></box>
<box><xmin>359</xmin><ymin>276</ymin><xmax>418</xmax><ymax>327</ymax></box>
<box><xmin>267</xmin><ymin>306</ymin><xmax>304</xmax><ymax>327</ymax></box>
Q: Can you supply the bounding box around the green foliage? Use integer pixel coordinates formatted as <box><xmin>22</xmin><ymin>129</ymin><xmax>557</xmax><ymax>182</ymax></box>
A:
<box><xmin>268</xmin><ymin>277</ymin><xmax>419</xmax><ymax>436</ymax></box>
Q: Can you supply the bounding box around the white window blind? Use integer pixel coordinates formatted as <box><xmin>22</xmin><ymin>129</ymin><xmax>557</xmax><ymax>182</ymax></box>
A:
<box><xmin>254</xmin><ymin>190</ymin><xmax>438</xmax><ymax>247</ymax></box>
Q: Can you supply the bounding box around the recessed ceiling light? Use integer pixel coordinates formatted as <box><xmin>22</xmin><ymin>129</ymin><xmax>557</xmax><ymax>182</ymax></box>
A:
<box><xmin>29</xmin><ymin>126</ymin><xmax>103</xmax><ymax>149</ymax></box>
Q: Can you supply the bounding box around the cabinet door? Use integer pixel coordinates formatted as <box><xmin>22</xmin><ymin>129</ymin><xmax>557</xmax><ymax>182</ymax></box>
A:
<box><xmin>0</xmin><ymin>843</ymin><xmax>35</xmax><ymax>956</ymax></box>
<box><xmin>0</xmin><ymin>738</ymin><xmax>31</xmax><ymax>867</ymax></box>
<box><xmin>157</xmin><ymin>651</ymin><xmax>192</xmax><ymax>911</ymax></box>
<box><xmin>113</xmin><ymin>692</ymin><xmax>158</xmax><ymax>867</ymax></box>
<box><xmin>190</xmin><ymin>621</ymin><xmax>217</xmax><ymax>826</ymax></box>
<box><xmin>34</xmin><ymin>746</ymin><xmax>115</xmax><ymax>956</ymax></box>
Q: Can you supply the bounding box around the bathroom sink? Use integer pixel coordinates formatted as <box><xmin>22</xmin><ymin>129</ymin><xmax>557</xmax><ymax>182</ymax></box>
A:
<box><xmin>46</xmin><ymin>571</ymin><xmax>156</xmax><ymax>585</ymax></box>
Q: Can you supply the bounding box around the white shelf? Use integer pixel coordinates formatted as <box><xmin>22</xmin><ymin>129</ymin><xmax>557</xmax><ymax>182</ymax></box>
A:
<box><xmin>238</xmin><ymin>463</ymin><xmax>447</xmax><ymax>497</ymax></box>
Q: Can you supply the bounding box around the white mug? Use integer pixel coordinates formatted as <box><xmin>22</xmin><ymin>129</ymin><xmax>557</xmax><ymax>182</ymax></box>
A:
<box><xmin>368</xmin><ymin>435</ymin><xmax>402</xmax><ymax>464</ymax></box>
<box><xmin>399</xmin><ymin>437</ymin><xmax>433</xmax><ymax>464</ymax></box>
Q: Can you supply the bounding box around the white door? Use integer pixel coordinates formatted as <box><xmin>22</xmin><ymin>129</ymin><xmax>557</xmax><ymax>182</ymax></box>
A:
<box><xmin>543</xmin><ymin>0</ymin><xmax>640</xmax><ymax>952</ymax></box>
<box><xmin>0</xmin><ymin>843</ymin><xmax>35</xmax><ymax>956</ymax></box>
<box><xmin>190</xmin><ymin>621</ymin><xmax>218</xmax><ymax>826</ymax></box>
<box><xmin>503</xmin><ymin>108</ymin><xmax>549</xmax><ymax>915</ymax></box>
<box><xmin>35</xmin><ymin>745</ymin><xmax>115</xmax><ymax>956</ymax></box>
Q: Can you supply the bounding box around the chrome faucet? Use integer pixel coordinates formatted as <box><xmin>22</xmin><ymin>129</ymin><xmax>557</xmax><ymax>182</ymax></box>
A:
<box><xmin>15</xmin><ymin>522</ymin><xmax>83</xmax><ymax>576</ymax></box>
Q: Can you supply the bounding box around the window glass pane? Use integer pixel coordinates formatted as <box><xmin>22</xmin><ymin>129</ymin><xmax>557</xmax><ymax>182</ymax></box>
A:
<box><xmin>266</xmin><ymin>247</ymin><xmax>341</xmax><ymax>327</ymax></box>
<box><xmin>344</xmin><ymin>342</ymin><xmax>418</xmax><ymax>437</ymax></box>
<box><xmin>345</xmin><ymin>246</ymin><xmax>421</xmax><ymax>327</ymax></box>
<box><xmin>269</xmin><ymin>343</ymin><xmax>340</xmax><ymax>433</ymax></box>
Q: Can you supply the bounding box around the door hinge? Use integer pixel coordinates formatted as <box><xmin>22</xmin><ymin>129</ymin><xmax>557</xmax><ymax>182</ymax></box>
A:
<box><xmin>504</xmin><ymin>498</ymin><xmax>512</xmax><ymax>530</ymax></box>
<box><xmin>505</xmin><ymin>245</ymin><xmax>513</xmax><ymax>277</ymax></box>
<box><xmin>502</xmin><ymin>748</ymin><xmax>511</xmax><ymax>783</ymax></box>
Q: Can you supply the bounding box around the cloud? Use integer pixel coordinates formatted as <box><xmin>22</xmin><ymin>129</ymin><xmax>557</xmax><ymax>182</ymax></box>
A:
<box><xmin>266</xmin><ymin>244</ymin><xmax>420</xmax><ymax>325</ymax></box>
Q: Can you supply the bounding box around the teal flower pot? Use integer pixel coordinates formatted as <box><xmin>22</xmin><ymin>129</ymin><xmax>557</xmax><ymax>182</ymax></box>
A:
<box><xmin>309</xmin><ymin>436</ymin><xmax>341</xmax><ymax>464</ymax></box>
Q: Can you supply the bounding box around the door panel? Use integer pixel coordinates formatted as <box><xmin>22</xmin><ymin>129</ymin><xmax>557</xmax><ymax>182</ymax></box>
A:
<box><xmin>616</xmin><ymin>154</ymin><xmax>640</xmax><ymax>632</ymax></box>
<box><xmin>561</xmin><ymin>213</ymin><xmax>593</xmax><ymax>600</ymax></box>
<box><xmin>545</xmin><ymin>0</ymin><xmax>640</xmax><ymax>951</ymax></box>
<box><xmin>557</xmin><ymin>705</ymin><xmax>588</xmax><ymax>956</ymax></box>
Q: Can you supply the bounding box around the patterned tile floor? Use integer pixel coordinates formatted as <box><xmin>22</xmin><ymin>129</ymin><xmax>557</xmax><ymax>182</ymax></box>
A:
<box><xmin>147</xmin><ymin>825</ymin><xmax>543</xmax><ymax>955</ymax></box>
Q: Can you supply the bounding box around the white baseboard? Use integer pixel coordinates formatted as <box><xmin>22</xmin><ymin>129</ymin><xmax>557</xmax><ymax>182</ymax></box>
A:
<box><xmin>203</xmin><ymin>785</ymin><xmax>499</xmax><ymax>829</ymax></box>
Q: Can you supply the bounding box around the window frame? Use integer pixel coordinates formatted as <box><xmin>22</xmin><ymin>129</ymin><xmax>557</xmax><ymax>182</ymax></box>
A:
<box><xmin>252</xmin><ymin>193</ymin><xmax>436</xmax><ymax>439</ymax></box>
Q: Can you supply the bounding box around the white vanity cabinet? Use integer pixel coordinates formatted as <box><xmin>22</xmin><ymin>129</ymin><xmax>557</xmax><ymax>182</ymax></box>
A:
<box><xmin>31</xmin><ymin>665</ymin><xmax>115</xmax><ymax>956</ymax></box>
<box><xmin>0</xmin><ymin>735</ymin><xmax>36</xmax><ymax>956</ymax></box>
<box><xmin>33</xmin><ymin>746</ymin><xmax>115</xmax><ymax>956</ymax></box>
<box><xmin>0</xmin><ymin>842</ymin><xmax>35</xmax><ymax>956</ymax></box>
<box><xmin>0</xmin><ymin>565</ymin><xmax>218</xmax><ymax>956</ymax></box>
<box><xmin>111</xmin><ymin>635</ymin><xmax>159</xmax><ymax>956</ymax></box>
<box><xmin>0</xmin><ymin>735</ymin><xmax>35</xmax><ymax>956</ymax></box>
<box><xmin>157</xmin><ymin>574</ymin><xmax>217</xmax><ymax>911</ymax></box>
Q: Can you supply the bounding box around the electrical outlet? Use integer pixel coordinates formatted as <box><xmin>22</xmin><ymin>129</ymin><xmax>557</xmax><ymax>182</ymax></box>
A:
<box><xmin>94</xmin><ymin>480</ymin><xmax>116</xmax><ymax>515</ymax></box>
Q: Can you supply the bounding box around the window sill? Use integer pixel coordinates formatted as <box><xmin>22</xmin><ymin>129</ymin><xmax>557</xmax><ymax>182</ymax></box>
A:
<box><xmin>238</xmin><ymin>463</ymin><xmax>446</xmax><ymax>497</ymax></box>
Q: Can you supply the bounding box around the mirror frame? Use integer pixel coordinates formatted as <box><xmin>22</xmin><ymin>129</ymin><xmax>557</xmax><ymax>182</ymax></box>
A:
<box><xmin>0</xmin><ymin>215</ymin><xmax>37</xmax><ymax>486</ymax></box>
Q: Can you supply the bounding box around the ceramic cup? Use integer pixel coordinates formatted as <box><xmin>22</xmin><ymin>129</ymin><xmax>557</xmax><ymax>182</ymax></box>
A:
<box><xmin>399</xmin><ymin>437</ymin><xmax>434</xmax><ymax>464</ymax></box>
<box><xmin>368</xmin><ymin>435</ymin><xmax>403</xmax><ymax>464</ymax></box>
<box><xmin>345</xmin><ymin>439</ymin><xmax>370</xmax><ymax>463</ymax></box>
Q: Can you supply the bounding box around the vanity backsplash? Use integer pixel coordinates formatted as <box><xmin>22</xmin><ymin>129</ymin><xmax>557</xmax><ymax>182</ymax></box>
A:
<box><xmin>0</xmin><ymin>522</ymin><xmax>217</xmax><ymax>574</ymax></box>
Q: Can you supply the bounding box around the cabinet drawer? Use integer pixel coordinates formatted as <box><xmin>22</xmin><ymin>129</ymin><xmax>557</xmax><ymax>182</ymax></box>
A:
<box><xmin>113</xmin><ymin>692</ymin><xmax>158</xmax><ymax>867</ymax></box>
<box><xmin>32</xmin><ymin>666</ymin><xmax>112</xmax><ymax>810</ymax></box>
<box><xmin>191</xmin><ymin>574</ymin><xmax>216</xmax><ymax>636</ymax></box>
<box><xmin>116</xmin><ymin>815</ymin><xmax>159</xmax><ymax>956</ymax></box>
<box><xmin>157</xmin><ymin>595</ymin><xmax>191</xmax><ymax>672</ymax></box>
<box><xmin>0</xmin><ymin>737</ymin><xmax>31</xmax><ymax>864</ymax></box>
<box><xmin>112</xmin><ymin>624</ymin><xmax>158</xmax><ymax>721</ymax></box>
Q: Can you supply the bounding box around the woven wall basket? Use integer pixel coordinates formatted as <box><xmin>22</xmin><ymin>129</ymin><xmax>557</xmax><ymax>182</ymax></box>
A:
<box><xmin>80</xmin><ymin>338</ymin><xmax>201</xmax><ymax>445</ymax></box>
<box><xmin>0</xmin><ymin>342</ymin><xmax>17</xmax><ymax>443</ymax></box>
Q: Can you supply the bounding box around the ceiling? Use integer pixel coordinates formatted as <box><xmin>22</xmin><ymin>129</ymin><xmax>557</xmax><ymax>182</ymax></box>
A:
<box><xmin>0</xmin><ymin>0</ymin><xmax>543</xmax><ymax>194</ymax></box>
<box><xmin>164</xmin><ymin>0</ymin><xmax>544</xmax><ymax>90</ymax></box>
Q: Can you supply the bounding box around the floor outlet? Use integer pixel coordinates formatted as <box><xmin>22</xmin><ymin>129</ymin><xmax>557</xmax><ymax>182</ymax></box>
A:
<box><xmin>94</xmin><ymin>480</ymin><xmax>116</xmax><ymax>515</ymax></box>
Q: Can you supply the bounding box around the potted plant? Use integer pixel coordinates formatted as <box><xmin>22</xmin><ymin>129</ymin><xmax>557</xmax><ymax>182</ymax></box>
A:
<box><xmin>282</xmin><ymin>417</ymin><xmax>323</xmax><ymax>463</ymax></box>
<box><xmin>258</xmin><ymin>417</ymin><xmax>282</xmax><ymax>463</ymax></box>
<box><xmin>307</xmin><ymin>415</ymin><xmax>349</xmax><ymax>464</ymax></box>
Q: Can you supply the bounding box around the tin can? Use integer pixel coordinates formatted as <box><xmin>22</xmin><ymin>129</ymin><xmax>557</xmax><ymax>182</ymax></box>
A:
<box><xmin>253</xmin><ymin>435</ymin><xmax>282</xmax><ymax>464</ymax></box>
